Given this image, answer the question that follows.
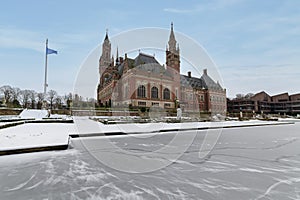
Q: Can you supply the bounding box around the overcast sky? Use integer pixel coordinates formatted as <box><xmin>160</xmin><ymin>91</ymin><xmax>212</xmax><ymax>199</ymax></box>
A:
<box><xmin>0</xmin><ymin>0</ymin><xmax>299</xmax><ymax>98</ymax></box>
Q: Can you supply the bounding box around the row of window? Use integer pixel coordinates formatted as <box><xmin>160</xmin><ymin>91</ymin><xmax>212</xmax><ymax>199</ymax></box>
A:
<box><xmin>210</xmin><ymin>95</ymin><xmax>226</xmax><ymax>103</ymax></box>
<box><xmin>137</xmin><ymin>85</ymin><xmax>170</xmax><ymax>100</ymax></box>
<box><xmin>137</xmin><ymin>101</ymin><xmax>171</xmax><ymax>108</ymax></box>
<box><xmin>182</xmin><ymin>93</ymin><xmax>204</xmax><ymax>102</ymax></box>
<box><xmin>211</xmin><ymin>104</ymin><xmax>226</xmax><ymax>111</ymax></box>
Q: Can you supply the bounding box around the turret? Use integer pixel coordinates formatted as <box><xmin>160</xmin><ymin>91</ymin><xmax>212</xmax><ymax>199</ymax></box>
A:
<box><xmin>99</xmin><ymin>29</ymin><xmax>112</xmax><ymax>76</ymax></box>
<box><xmin>166</xmin><ymin>22</ymin><xmax>180</xmax><ymax>72</ymax></box>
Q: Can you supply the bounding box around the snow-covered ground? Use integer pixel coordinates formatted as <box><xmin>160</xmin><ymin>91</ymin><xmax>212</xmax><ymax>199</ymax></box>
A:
<box><xmin>278</xmin><ymin>117</ymin><xmax>300</xmax><ymax>122</ymax></box>
<box><xmin>0</xmin><ymin>123</ymin><xmax>74</xmax><ymax>151</ymax></box>
<box><xmin>19</xmin><ymin>109</ymin><xmax>49</xmax><ymax>119</ymax></box>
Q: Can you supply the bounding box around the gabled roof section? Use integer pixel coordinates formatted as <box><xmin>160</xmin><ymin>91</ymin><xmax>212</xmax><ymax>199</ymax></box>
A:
<box><xmin>127</xmin><ymin>58</ymin><xmax>135</xmax><ymax>68</ymax></box>
<box><xmin>290</xmin><ymin>93</ymin><xmax>300</xmax><ymax>97</ymax></box>
<box><xmin>250</xmin><ymin>91</ymin><xmax>271</xmax><ymax>102</ymax></box>
<box><xmin>135</xmin><ymin>63</ymin><xmax>172</xmax><ymax>77</ymax></box>
<box><xmin>134</xmin><ymin>53</ymin><xmax>159</xmax><ymax>66</ymax></box>
<box><xmin>201</xmin><ymin>73</ymin><xmax>223</xmax><ymax>90</ymax></box>
<box><xmin>252</xmin><ymin>91</ymin><xmax>269</xmax><ymax>97</ymax></box>
<box><xmin>271</xmin><ymin>92</ymin><xmax>289</xmax><ymax>98</ymax></box>
<box><xmin>180</xmin><ymin>75</ymin><xmax>206</xmax><ymax>89</ymax></box>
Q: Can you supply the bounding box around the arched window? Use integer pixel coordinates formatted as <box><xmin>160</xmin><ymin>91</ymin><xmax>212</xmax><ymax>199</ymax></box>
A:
<box><xmin>151</xmin><ymin>87</ymin><xmax>158</xmax><ymax>99</ymax></box>
<box><xmin>104</xmin><ymin>73</ymin><xmax>109</xmax><ymax>82</ymax></box>
<box><xmin>137</xmin><ymin>85</ymin><xmax>146</xmax><ymax>98</ymax></box>
<box><xmin>163</xmin><ymin>88</ymin><xmax>170</xmax><ymax>100</ymax></box>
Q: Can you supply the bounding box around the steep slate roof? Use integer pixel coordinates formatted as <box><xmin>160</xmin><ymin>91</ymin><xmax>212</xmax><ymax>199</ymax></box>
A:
<box><xmin>135</xmin><ymin>63</ymin><xmax>172</xmax><ymax>77</ymax></box>
<box><xmin>181</xmin><ymin>73</ymin><xmax>224</xmax><ymax>90</ymax></box>
<box><xmin>117</xmin><ymin>63</ymin><xmax>124</xmax><ymax>75</ymax></box>
<box><xmin>115</xmin><ymin>53</ymin><xmax>224</xmax><ymax>90</ymax></box>
<box><xmin>180</xmin><ymin>75</ymin><xmax>206</xmax><ymax>89</ymax></box>
<box><xmin>134</xmin><ymin>53</ymin><xmax>159</xmax><ymax>66</ymax></box>
<box><xmin>200</xmin><ymin>73</ymin><xmax>223</xmax><ymax>90</ymax></box>
<box><xmin>117</xmin><ymin>58</ymin><xmax>135</xmax><ymax>75</ymax></box>
<box><xmin>117</xmin><ymin>53</ymin><xmax>172</xmax><ymax>77</ymax></box>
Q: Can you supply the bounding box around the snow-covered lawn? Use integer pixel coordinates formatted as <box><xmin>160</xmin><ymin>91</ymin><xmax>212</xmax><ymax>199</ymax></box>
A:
<box><xmin>0</xmin><ymin>123</ymin><xmax>75</xmax><ymax>151</ymax></box>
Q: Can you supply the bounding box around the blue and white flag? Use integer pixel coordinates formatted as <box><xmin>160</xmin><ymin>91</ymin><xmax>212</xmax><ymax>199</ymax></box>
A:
<box><xmin>46</xmin><ymin>47</ymin><xmax>58</xmax><ymax>55</ymax></box>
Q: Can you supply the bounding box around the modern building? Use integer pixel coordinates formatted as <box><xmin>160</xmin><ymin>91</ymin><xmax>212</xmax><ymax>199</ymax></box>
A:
<box><xmin>97</xmin><ymin>24</ymin><xmax>227</xmax><ymax>115</ymax></box>
<box><xmin>227</xmin><ymin>91</ymin><xmax>300</xmax><ymax>115</ymax></box>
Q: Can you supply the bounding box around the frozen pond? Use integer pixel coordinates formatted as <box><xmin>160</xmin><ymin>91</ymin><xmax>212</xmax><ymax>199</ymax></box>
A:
<box><xmin>0</xmin><ymin>123</ymin><xmax>299</xmax><ymax>199</ymax></box>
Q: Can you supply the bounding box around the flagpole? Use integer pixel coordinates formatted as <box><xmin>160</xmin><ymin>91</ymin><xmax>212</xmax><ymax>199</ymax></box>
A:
<box><xmin>44</xmin><ymin>39</ymin><xmax>48</xmax><ymax>97</ymax></box>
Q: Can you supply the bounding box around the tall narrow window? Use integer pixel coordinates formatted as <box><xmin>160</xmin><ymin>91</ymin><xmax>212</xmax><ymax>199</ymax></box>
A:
<box><xmin>137</xmin><ymin>85</ymin><xmax>146</xmax><ymax>98</ymax></box>
<box><xmin>163</xmin><ymin>88</ymin><xmax>170</xmax><ymax>100</ymax></box>
<box><xmin>151</xmin><ymin>87</ymin><xmax>158</xmax><ymax>99</ymax></box>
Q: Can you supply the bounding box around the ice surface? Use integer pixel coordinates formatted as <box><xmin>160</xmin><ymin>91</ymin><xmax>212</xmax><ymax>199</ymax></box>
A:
<box><xmin>74</xmin><ymin>117</ymin><xmax>292</xmax><ymax>135</ymax></box>
<box><xmin>0</xmin><ymin>121</ymin><xmax>299</xmax><ymax>199</ymax></box>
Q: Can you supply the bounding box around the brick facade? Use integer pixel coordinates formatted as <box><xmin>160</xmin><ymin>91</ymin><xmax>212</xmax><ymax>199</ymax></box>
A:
<box><xmin>97</xmin><ymin>24</ymin><xmax>227</xmax><ymax>115</ymax></box>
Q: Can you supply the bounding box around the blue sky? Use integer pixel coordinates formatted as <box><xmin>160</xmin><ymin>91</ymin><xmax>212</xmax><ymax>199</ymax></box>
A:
<box><xmin>0</xmin><ymin>0</ymin><xmax>299</xmax><ymax>98</ymax></box>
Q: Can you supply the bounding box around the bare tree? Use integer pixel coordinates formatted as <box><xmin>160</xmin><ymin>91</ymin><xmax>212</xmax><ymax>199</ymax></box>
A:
<box><xmin>20</xmin><ymin>90</ymin><xmax>31</xmax><ymax>108</ymax></box>
<box><xmin>11</xmin><ymin>87</ymin><xmax>21</xmax><ymax>107</ymax></box>
<box><xmin>235</xmin><ymin>94</ymin><xmax>245</xmax><ymax>100</ymax></box>
<box><xmin>29</xmin><ymin>90</ymin><xmax>37</xmax><ymax>109</ymax></box>
<box><xmin>245</xmin><ymin>93</ymin><xmax>254</xmax><ymax>99</ymax></box>
<box><xmin>88</xmin><ymin>98</ymin><xmax>96</xmax><ymax>107</ymax></box>
<box><xmin>0</xmin><ymin>85</ymin><xmax>13</xmax><ymax>105</ymax></box>
<box><xmin>47</xmin><ymin>90</ymin><xmax>57</xmax><ymax>109</ymax></box>
<box><xmin>12</xmin><ymin>87</ymin><xmax>21</xmax><ymax>101</ymax></box>
<box><xmin>37</xmin><ymin>93</ymin><xmax>44</xmax><ymax>109</ymax></box>
<box><xmin>54</xmin><ymin>96</ymin><xmax>62</xmax><ymax>109</ymax></box>
<box><xmin>63</xmin><ymin>93</ymin><xmax>72</xmax><ymax>109</ymax></box>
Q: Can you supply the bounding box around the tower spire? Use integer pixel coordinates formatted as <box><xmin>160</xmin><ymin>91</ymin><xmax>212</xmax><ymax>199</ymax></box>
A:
<box><xmin>166</xmin><ymin>22</ymin><xmax>180</xmax><ymax>73</ymax></box>
<box><xmin>104</xmin><ymin>28</ymin><xmax>109</xmax><ymax>41</ymax></box>
<box><xmin>168</xmin><ymin>22</ymin><xmax>177</xmax><ymax>52</ymax></box>
<box><xmin>99</xmin><ymin>29</ymin><xmax>112</xmax><ymax>76</ymax></box>
<box><xmin>116</xmin><ymin>46</ymin><xmax>119</xmax><ymax>64</ymax></box>
<box><xmin>116</xmin><ymin>46</ymin><xmax>119</xmax><ymax>59</ymax></box>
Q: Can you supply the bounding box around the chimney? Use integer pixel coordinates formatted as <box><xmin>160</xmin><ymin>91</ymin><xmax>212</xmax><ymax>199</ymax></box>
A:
<box><xmin>188</xmin><ymin>71</ymin><xmax>191</xmax><ymax>78</ymax></box>
<box><xmin>203</xmin><ymin>69</ymin><xmax>207</xmax><ymax>75</ymax></box>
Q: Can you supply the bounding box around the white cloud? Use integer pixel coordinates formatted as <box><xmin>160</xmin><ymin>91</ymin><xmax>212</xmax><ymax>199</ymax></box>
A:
<box><xmin>0</xmin><ymin>27</ymin><xmax>44</xmax><ymax>52</ymax></box>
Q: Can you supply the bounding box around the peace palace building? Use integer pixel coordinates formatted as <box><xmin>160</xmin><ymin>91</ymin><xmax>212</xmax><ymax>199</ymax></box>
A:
<box><xmin>97</xmin><ymin>24</ymin><xmax>227</xmax><ymax>115</ymax></box>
